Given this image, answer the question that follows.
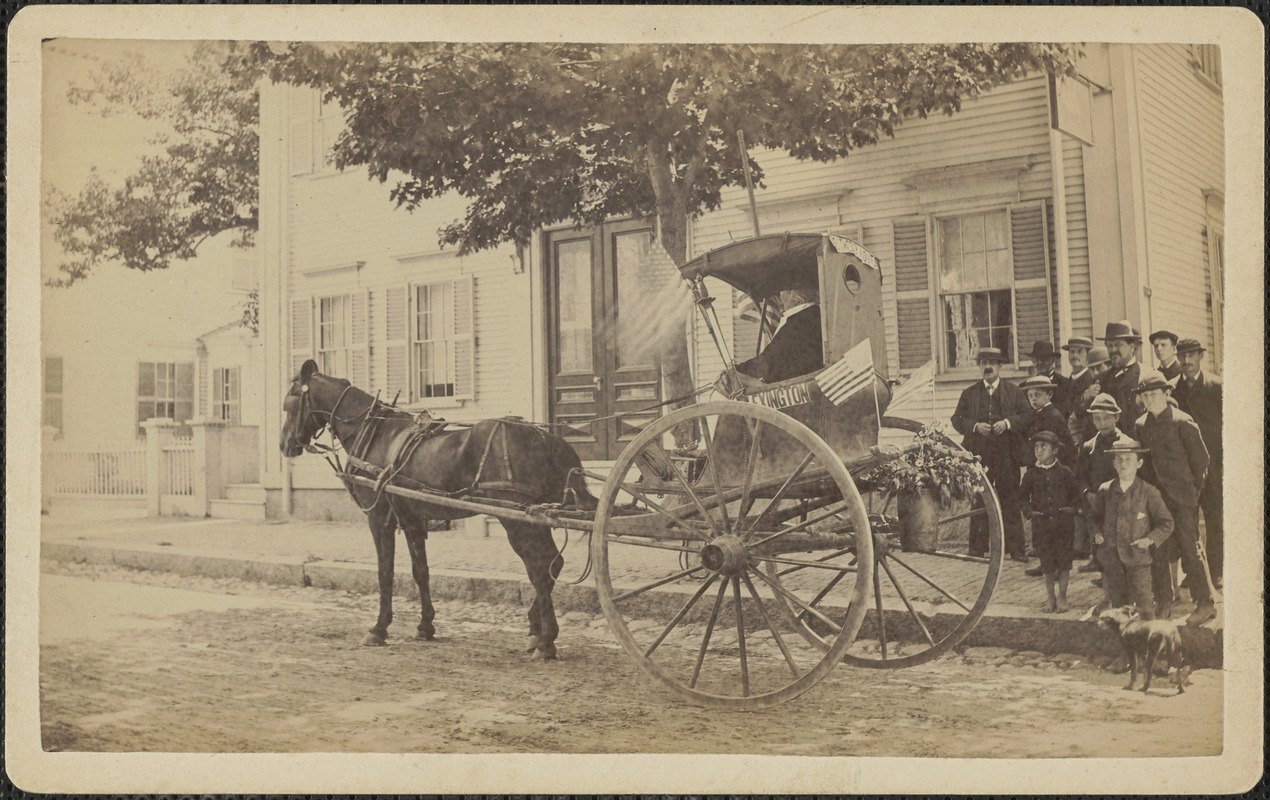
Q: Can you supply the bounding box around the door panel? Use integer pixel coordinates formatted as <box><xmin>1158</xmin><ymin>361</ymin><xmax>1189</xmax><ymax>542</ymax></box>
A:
<box><xmin>547</xmin><ymin>221</ymin><xmax>660</xmax><ymax>461</ymax></box>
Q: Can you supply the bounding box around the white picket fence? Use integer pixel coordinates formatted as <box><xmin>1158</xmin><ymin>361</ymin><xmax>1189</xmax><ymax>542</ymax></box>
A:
<box><xmin>45</xmin><ymin>446</ymin><xmax>147</xmax><ymax>496</ymax></box>
<box><xmin>161</xmin><ymin>436</ymin><xmax>196</xmax><ymax>496</ymax></box>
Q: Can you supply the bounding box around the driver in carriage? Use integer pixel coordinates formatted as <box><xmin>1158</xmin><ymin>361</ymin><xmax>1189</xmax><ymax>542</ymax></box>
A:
<box><xmin>717</xmin><ymin>286</ymin><xmax>823</xmax><ymax>395</ymax></box>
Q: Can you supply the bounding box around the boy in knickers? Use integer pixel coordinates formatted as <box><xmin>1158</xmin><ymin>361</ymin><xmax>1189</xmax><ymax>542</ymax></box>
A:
<box><xmin>1018</xmin><ymin>430</ymin><xmax>1081</xmax><ymax>613</ymax></box>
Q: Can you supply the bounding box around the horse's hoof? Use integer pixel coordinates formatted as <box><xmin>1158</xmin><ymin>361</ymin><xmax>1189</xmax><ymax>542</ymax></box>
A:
<box><xmin>533</xmin><ymin>643</ymin><xmax>558</xmax><ymax>661</ymax></box>
<box><xmin>362</xmin><ymin>632</ymin><xmax>387</xmax><ymax>647</ymax></box>
<box><xmin>414</xmin><ymin>631</ymin><xmax>436</xmax><ymax>642</ymax></box>
<box><xmin>525</xmin><ymin>636</ymin><xmax>541</xmax><ymax>653</ymax></box>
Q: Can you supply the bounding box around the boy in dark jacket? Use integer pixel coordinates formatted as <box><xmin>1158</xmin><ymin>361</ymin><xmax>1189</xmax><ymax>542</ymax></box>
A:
<box><xmin>1089</xmin><ymin>437</ymin><xmax>1174</xmax><ymax>619</ymax></box>
<box><xmin>1019</xmin><ymin>431</ymin><xmax>1081</xmax><ymax>612</ymax></box>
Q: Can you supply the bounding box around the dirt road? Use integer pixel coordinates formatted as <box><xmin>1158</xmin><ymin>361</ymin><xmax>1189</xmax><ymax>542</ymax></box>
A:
<box><xmin>40</xmin><ymin>560</ymin><xmax>1222</xmax><ymax>756</ymax></box>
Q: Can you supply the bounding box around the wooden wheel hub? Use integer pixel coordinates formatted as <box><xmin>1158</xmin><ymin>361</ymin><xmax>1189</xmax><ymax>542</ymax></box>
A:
<box><xmin>699</xmin><ymin>535</ymin><xmax>748</xmax><ymax>575</ymax></box>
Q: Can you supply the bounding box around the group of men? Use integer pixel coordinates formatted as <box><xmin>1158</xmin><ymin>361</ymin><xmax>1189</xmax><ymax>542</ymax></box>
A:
<box><xmin>951</xmin><ymin>322</ymin><xmax>1222</xmax><ymax>625</ymax></box>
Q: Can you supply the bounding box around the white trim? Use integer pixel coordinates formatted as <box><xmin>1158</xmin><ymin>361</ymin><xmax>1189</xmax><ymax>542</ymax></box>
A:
<box><xmin>298</xmin><ymin>260</ymin><xmax>364</xmax><ymax>279</ymax></box>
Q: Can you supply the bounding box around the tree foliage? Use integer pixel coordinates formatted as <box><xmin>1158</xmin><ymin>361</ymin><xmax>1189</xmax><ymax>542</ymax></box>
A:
<box><xmin>45</xmin><ymin>43</ymin><xmax>259</xmax><ymax>286</ymax></box>
<box><xmin>251</xmin><ymin>42</ymin><xmax>1079</xmax><ymax>262</ymax></box>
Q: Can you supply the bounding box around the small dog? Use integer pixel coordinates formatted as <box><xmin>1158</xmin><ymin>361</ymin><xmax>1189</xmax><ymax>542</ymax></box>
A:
<box><xmin>1097</xmin><ymin>605</ymin><xmax>1189</xmax><ymax>694</ymax></box>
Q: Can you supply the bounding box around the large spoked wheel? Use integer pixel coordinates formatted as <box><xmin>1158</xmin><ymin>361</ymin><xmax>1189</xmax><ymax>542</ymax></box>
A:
<box><xmin>766</xmin><ymin>416</ymin><xmax>1004</xmax><ymax>669</ymax></box>
<box><xmin>591</xmin><ymin>400</ymin><xmax>874</xmax><ymax>710</ymax></box>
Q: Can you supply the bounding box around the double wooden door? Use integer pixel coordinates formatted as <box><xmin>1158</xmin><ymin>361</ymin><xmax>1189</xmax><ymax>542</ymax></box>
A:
<box><xmin>546</xmin><ymin>220</ymin><xmax>661</xmax><ymax>461</ymax></box>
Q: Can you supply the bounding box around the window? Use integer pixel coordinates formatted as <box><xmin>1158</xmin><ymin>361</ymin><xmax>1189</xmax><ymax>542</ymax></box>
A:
<box><xmin>289</xmin><ymin>87</ymin><xmax>344</xmax><ymax>176</ymax></box>
<box><xmin>892</xmin><ymin>202</ymin><xmax>1054</xmax><ymax>374</ymax></box>
<box><xmin>43</xmin><ymin>357</ymin><xmax>63</xmax><ymax>433</ymax></box>
<box><xmin>937</xmin><ymin>211</ymin><xmax>1014</xmax><ymax>367</ymax></box>
<box><xmin>137</xmin><ymin>361</ymin><xmax>194</xmax><ymax>436</ymax></box>
<box><xmin>411</xmin><ymin>279</ymin><xmax>474</xmax><ymax>400</ymax></box>
<box><xmin>1190</xmin><ymin>45</ymin><xmax>1222</xmax><ymax>88</ymax></box>
<box><xmin>317</xmin><ymin>294</ymin><xmax>351</xmax><ymax>378</ymax></box>
<box><xmin>213</xmin><ymin>367</ymin><xmax>241</xmax><ymax>424</ymax></box>
<box><xmin>1203</xmin><ymin>189</ymin><xmax>1225</xmax><ymax>368</ymax></box>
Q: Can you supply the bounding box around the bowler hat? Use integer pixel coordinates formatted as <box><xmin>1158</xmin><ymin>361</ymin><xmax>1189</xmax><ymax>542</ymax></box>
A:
<box><xmin>1028</xmin><ymin>340</ymin><xmax>1058</xmax><ymax>359</ymax></box>
<box><xmin>1086</xmin><ymin>346</ymin><xmax>1110</xmax><ymax>367</ymax></box>
<box><xmin>975</xmin><ymin>347</ymin><xmax>1007</xmax><ymax>363</ymax></box>
<box><xmin>1132</xmin><ymin>371</ymin><xmax>1174</xmax><ymax>394</ymax></box>
<box><xmin>1030</xmin><ymin>430</ymin><xmax>1063</xmax><ymax>446</ymax></box>
<box><xmin>1020</xmin><ymin>375</ymin><xmax>1057</xmax><ymax>392</ymax></box>
<box><xmin>1097</xmin><ymin>320</ymin><xmax>1142</xmax><ymax>342</ymax></box>
<box><xmin>1061</xmin><ymin>336</ymin><xmax>1094</xmax><ymax>351</ymax></box>
<box><xmin>1149</xmin><ymin>329</ymin><xmax>1178</xmax><ymax>345</ymax></box>
<box><xmin>1088</xmin><ymin>393</ymin><xmax>1122</xmax><ymax>415</ymax></box>
<box><xmin>1176</xmin><ymin>338</ymin><xmax>1206</xmax><ymax>355</ymax></box>
<box><xmin>1106</xmin><ymin>437</ymin><xmax>1150</xmax><ymax>455</ymax></box>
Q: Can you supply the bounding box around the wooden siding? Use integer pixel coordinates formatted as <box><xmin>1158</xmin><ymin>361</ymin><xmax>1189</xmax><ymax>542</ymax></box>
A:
<box><xmin>283</xmin><ymin>86</ymin><xmax>533</xmax><ymax>427</ymax></box>
<box><xmin>687</xmin><ymin>75</ymin><xmax>1086</xmax><ymax>428</ymax></box>
<box><xmin>1133</xmin><ymin>45</ymin><xmax>1225</xmax><ymax>355</ymax></box>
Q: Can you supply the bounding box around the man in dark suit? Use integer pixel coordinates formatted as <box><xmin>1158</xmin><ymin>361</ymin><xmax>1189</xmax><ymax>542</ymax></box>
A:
<box><xmin>1096</xmin><ymin>321</ymin><xmax>1143</xmax><ymax>435</ymax></box>
<box><xmin>1133</xmin><ymin>371</ymin><xmax>1216</xmax><ymax>625</ymax></box>
<box><xmin>1173</xmin><ymin>338</ymin><xmax>1223</xmax><ymax>588</ymax></box>
<box><xmin>735</xmin><ymin>288</ymin><xmax>823</xmax><ymax>384</ymax></box>
<box><xmin>1061</xmin><ymin>336</ymin><xmax>1097</xmax><ymax>444</ymax></box>
<box><xmin>1150</xmin><ymin>330</ymin><xmax>1183</xmax><ymax>381</ymax></box>
<box><xmin>951</xmin><ymin>347</ymin><xmax>1031</xmax><ymax>561</ymax></box>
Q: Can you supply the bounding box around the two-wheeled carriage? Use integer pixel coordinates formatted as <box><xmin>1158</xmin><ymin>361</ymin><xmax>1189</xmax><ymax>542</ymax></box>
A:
<box><xmin>282</xmin><ymin>233</ymin><xmax>1004</xmax><ymax>710</ymax></box>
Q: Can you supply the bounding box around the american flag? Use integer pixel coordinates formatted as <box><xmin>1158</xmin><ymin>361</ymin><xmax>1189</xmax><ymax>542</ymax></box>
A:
<box><xmin>815</xmin><ymin>340</ymin><xmax>875</xmax><ymax>406</ymax></box>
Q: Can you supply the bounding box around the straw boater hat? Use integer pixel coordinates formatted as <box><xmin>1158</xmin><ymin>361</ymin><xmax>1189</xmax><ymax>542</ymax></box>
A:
<box><xmin>975</xmin><ymin>347</ymin><xmax>1008</xmax><ymax>363</ymax></box>
<box><xmin>1088</xmin><ymin>393</ymin><xmax>1122</xmax><ymax>415</ymax></box>
<box><xmin>1061</xmin><ymin>336</ymin><xmax>1094</xmax><ymax>352</ymax></box>
<box><xmin>1086</xmin><ymin>346</ymin><xmax>1110</xmax><ymax>367</ymax></box>
<box><xmin>1029</xmin><ymin>430</ymin><xmax>1063</xmax><ymax>446</ymax></box>
<box><xmin>1028</xmin><ymin>340</ymin><xmax>1058</xmax><ymax>360</ymax></box>
<box><xmin>1097</xmin><ymin>320</ymin><xmax>1142</xmax><ymax>342</ymax></box>
<box><xmin>1149</xmin><ymin>329</ymin><xmax>1179</xmax><ymax>345</ymax></box>
<box><xmin>1132</xmin><ymin>370</ymin><xmax>1175</xmax><ymax>394</ymax></box>
<box><xmin>1176</xmin><ymin>338</ymin><xmax>1206</xmax><ymax>355</ymax></box>
<box><xmin>1105</xmin><ymin>436</ymin><xmax>1151</xmax><ymax>455</ymax></box>
<box><xmin>1019</xmin><ymin>374</ymin><xmax>1057</xmax><ymax>393</ymax></box>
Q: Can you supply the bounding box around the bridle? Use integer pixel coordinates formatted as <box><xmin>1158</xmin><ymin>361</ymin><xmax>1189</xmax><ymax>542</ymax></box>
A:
<box><xmin>286</xmin><ymin>378</ymin><xmax>361</xmax><ymax>455</ymax></box>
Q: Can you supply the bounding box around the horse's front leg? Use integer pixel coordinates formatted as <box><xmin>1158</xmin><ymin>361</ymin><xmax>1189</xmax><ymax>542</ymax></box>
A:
<box><xmin>507</xmin><ymin>523</ymin><xmax>561</xmax><ymax>660</ymax></box>
<box><xmin>403</xmin><ymin>523</ymin><xmax>436</xmax><ymax>641</ymax></box>
<box><xmin>363</xmin><ymin>504</ymin><xmax>397</xmax><ymax>646</ymax></box>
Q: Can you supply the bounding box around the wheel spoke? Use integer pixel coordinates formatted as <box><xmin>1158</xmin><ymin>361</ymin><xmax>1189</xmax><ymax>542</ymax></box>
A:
<box><xmin>748</xmin><ymin>552</ymin><xmax>859</xmax><ymax>573</ymax></box>
<box><xmin>887</xmin><ymin>552</ymin><xmax>972</xmax><ymax>613</ymax></box>
<box><xmin>750</xmin><ymin>567</ymin><xmax>843</xmax><ymax>633</ymax></box>
<box><xmin>606</xmin><ymin>536</ymin><xmax>703</xmax><ymax>555</ymax></box>
<box><xmin>699</xmin><ymin>418</ymin><xmax>732</xmax><ymax>535</ymax></box>
<box><xmin>654</xmin><ymin>442</ymin><xmax>726</xmax><ymax>540</ymax></box>
<box><xmin>791</xmin><ymin>568</ymin><xmax>850</xmax><ymax>626</ymax></box>
<box><xmin>736</xmin><ymin>418</ymin><xmax>765</xmax><ymax>520</ymax></box>
<box><xmin>741</xmin><ymin>451</ymin><xmax>816</xmax><ymax>539</ymax></box>
<box><xmin>615</xmin><ymin>479</ymin><xmax>710</xmax><ymax>540</ymax></box>
<box><xmin>774</xmin><ymin>548</ymin><xmax>854</xmax><ymax>578</ymax></box>
<box><xmin>746</xmin><ymin>500</ymin><xmax>853</xmax><ymax>550</ymax></box>
<box><xmin>732</xmin><ymin>576</ymin><xmax>750</xmax><ymax>697</ymax></box>
<box><xmin>690</xmin><ymin>579</ymin><xmax>731</xmax><ymax>689</ymax></box>
<box><xmin>874</xmin><ymin>563</ymin><xmax>887</xmax><ymax>660</ymax></box>
<box><xmin>742</xmin><ymin>571</ymin><xmax>802</xmax><ymax>680</ymax></box>
<box><xmin>879</xmin><ymin>556</ymin><xmax>937</xmax><ymax>647</ymax></box>
<box><xmin>644</xmin><ymin>573</ymin><xmax>719</xmax><ymax>658</ymax></box>
<box><xmin>924</xmin><ymin>550</ymin><xmax>991</xmax><ymax>564</ymax></box>
<box><xmin>612</xmin><ymin>565</ymin><xmax>705</xmax><ymax>604</ymax></box>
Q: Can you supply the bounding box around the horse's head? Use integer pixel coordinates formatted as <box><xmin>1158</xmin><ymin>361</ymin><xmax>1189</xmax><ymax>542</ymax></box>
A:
<box><xmin>281</xmin><ymin>359</ymin><xmax>328</xmax><ymax>457</ymax></box>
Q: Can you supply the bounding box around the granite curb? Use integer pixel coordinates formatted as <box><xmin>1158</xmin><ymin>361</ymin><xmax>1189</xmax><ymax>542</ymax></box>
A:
<box><xmin>41</xmin><ymin>540</ymin><xmax>1222</xmax><ymax>668</ymax></box>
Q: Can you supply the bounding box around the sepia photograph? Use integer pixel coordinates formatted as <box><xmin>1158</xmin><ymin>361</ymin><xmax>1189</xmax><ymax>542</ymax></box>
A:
<box><xmin>6</xmin><ymin>5</ymin><xmax>1263</xmax><ymax>795</ymax></box>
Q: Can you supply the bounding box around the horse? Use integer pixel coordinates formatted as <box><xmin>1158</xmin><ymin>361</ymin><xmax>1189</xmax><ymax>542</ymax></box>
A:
<box><xmin>280</xmin><ymin>359</ymin><xmax>596</xmax><ymax>659</ymax></box>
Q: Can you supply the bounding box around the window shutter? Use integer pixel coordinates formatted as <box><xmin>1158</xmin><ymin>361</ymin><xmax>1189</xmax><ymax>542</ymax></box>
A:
<box><xmin>199</xmin><ymin>356</ymin><xmax>209</xmax><ymax>419</ymax></box>
<box><xmin>892</xmin><ymin>217</ymin><xmax>933</xmax><ymax>371</ymax></box>
<box><xmin>384</xmin><ymin>286</ymin><xmax>409</xmax><ymax>402</ymax></box>
<box><xmin>452</xmin><ymin>276</ymin><xmax>475</xmax><ymax>399</ymax></box>
<box><xmin>290</xmin><ymin>297</ymin><xmax>313</xmax><ymax>377</ymax></box>
<box><xmin>213</xmin><ymin>368</ymin><xmax>223</xmax><ymax>421</ymax></box>
<box><xmin>289</xmin><ymin>90</ymin><xmax>313</xmax><ymax>176</ymax></box>
<box><xmin>175</xmin><ymin>362</ymin><xmax>195</xmax><ymax>425</ymax></box>
<box><xmin>349</xmin><ymin>290</ymin><xmax>370</xmax><ymax>388</ymax></box>
<box><xmin>1010</xmin><ymin>202</ymin><xmax>1055</xmax><ymax>359</ymax></box>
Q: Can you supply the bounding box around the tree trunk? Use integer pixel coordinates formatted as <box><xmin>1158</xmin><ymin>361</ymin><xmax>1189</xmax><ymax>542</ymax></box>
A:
<box><xmin>655</xmin><ymin>200</ymin><xmax>698</xmax><ymax>446</ymax></box>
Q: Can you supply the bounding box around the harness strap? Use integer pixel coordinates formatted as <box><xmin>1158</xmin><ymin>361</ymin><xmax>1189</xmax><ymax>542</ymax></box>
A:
<box><xmin>471</xmin><ymin>420</ymin><xmax>503</xmax><ymax>493</ymax></box>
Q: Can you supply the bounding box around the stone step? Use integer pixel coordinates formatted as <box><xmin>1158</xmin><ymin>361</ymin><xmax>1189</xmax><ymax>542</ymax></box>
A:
<box><xmin>224</xmin><ymin>483</ymin><xmax>266</xmax><ymax>503</ymax></box>
<box><xmin>208</xmin><ymin>498</ymin><xmax>267</xmax><ymax>521</ymax></box>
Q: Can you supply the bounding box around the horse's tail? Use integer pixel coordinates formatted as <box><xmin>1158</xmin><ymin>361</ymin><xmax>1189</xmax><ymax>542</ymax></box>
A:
<box><xmin>545</xmin><ymin>432</ymin><xmax>598</xmax><ymax>511</ymax></box>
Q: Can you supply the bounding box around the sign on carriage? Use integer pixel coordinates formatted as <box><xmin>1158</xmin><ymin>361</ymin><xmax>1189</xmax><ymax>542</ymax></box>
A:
<box><xmin>827</xmin><ymin>234</ymin><xmax>880</xmax><ymax>270</ymax></box>
<box><xmin>749</xmin><ymin>380</ymin><xmax>813</xmax><ymax>410</ymax></box>
<box><xmin>815</xmin><ymin>339</ymin><xmax>875</xmax><ymax>406</ymax></box>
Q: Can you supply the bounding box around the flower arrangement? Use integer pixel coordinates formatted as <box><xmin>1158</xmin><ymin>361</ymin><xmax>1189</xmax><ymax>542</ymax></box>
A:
<box><xmin>861</xmin><ymin>423</ymin><xmax>987</xmax><ymax>505</ymax></box>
